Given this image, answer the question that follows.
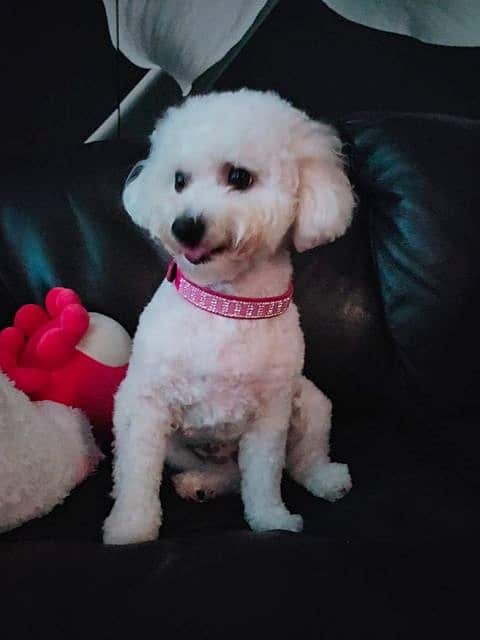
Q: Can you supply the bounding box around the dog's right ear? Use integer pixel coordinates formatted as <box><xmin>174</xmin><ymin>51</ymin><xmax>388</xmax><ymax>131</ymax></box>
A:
<box><xmin>122</xmin><ymin>161</ymin><xmax>146</xmax><ymax>217</ymax></box>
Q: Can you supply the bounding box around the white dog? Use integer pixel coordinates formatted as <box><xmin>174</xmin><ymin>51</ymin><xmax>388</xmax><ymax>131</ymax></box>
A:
<box><xmin>103</xmin><ymin>89</ymin><xmax>354</xmax><ymax>545</ymax></box>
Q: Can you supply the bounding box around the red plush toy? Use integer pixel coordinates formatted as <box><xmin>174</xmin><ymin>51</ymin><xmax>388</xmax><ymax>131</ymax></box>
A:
<box><xmin>0</xmin><ymin>288</ymin><xmax>131</xmax><ymax>436</ymax></box>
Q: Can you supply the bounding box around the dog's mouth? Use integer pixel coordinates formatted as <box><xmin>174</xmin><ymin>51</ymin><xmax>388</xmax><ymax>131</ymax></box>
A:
<box><xmin>183</xmin><ymin>245</ymin><xmax>226</xmax><ymax>265</ymax></box>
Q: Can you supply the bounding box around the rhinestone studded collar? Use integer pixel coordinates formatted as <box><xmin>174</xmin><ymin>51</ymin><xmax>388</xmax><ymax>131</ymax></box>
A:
<box><xmin>166</xmin><ymin>261</ymin><xmax>293</xmax><ymax>320</ymax></box>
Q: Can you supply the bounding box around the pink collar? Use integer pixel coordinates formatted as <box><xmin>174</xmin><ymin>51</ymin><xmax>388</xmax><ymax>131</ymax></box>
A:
<box><xmin>166</xmin><ymin>262</ymin><xmax>293</xmax><ymax>320</ymax></box>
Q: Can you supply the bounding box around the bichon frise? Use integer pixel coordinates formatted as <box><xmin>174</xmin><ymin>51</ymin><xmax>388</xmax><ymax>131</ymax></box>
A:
<box><xmin>103</xmin><ymin>89</ymin><xmax>354</xmax><ymax>545</ymax></box>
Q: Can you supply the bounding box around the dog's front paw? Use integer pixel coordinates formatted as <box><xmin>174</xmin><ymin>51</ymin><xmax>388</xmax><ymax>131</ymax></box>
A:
<box><xmin>246</xmin><ymin>505</ymin><xmax>304</xmax><ymax>533</ymax></box>
<box><xmin>103</xmin><ymin>499</ymin><xmax>162</xmax><ymax>545</ymax></box>
<box><xmin>305</xmin><ymin>462</ymin><xmax>352</xmax><ymax>502</ymax></box>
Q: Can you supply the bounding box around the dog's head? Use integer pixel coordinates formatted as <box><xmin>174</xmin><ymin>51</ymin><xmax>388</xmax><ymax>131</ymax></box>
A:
<box><xmin>123</xmin><ymin>89</ymin><xmax>354</xmax><ymax>282</ymax></box>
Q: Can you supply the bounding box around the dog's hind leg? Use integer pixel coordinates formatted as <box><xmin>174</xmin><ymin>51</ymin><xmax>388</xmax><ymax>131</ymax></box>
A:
<box><xmin>171</xmin><ymin>463</ymin><xmax>240</xmax><ymax>502</ymax></box>
<box><xmin>286</xmin><ymin>376</ymin><xmax>352</xmax><ymax>502</ymax></box>
<box><xmin>167</xmin><ymin>436</ymin><xmax>240</xmax><ymax>501</ymax></box>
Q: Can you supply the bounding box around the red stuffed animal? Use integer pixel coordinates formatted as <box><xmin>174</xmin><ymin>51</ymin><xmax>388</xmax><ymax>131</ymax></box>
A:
<box><xmin>0</xmin><ymin>288</ymin><xmax>131</xmax><ymax>436</ymax></box>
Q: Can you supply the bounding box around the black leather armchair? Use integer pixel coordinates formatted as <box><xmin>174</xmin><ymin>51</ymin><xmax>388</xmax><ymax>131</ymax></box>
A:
<box><xmin>1</xmin><ymin>112</ymin><xmax>478</xmax><ymax>639</ymax></box>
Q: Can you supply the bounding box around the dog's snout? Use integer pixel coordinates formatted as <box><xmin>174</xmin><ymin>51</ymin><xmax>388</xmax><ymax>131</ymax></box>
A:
<box><xmin>171</xmin><ymin>214</ymin><xmax>206</xmax><ymax>247</ymax></box>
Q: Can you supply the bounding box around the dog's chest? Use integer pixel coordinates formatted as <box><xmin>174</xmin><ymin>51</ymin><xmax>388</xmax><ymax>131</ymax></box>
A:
<box><xmin>133</xmin><ymin>283</ymin><xmax>303</xmax><ymax>428</ymax></box>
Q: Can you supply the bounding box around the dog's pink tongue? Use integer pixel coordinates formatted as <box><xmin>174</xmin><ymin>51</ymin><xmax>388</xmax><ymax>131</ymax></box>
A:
<box><xmin>184</xmin><ymin>247</ymin><xmax>210</xmax><ymax>263</ymax></box>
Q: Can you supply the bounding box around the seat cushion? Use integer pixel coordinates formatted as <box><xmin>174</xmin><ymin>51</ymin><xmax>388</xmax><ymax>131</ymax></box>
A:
<box><xmin>2</xmin><ymin>413</ymin><xmax>478</xmax><ymax>639</ymax></box>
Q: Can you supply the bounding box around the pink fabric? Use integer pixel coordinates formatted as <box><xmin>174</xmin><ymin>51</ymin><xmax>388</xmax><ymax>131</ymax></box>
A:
<box><xmin>166</xmin><ymin>262</ymin><xmax>293</xmax><ymax>320</ymax></box>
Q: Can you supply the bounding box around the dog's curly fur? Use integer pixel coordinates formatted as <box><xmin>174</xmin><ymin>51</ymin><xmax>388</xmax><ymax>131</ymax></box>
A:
<box><xmin>103</xmin><ymin>89</ymin><xmax>354</xmax><ymax>545</ymax></box>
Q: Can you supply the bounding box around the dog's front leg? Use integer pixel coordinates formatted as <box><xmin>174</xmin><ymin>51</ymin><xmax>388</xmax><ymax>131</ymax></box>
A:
<box><xmin>239</xmin><ymin>395</ymin><xmax>303</xmax><ymax>533</ymax></box>
<box><xmin>103</xmin><ymin>387</ymin><xmax>170</xmax><ymax>545</ymax></box>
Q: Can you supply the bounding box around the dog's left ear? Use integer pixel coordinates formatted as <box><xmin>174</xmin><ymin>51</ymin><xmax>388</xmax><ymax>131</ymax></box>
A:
<box><xmin>122</xmin><ymin>160</ymin><xmax>147</xmax><ymax>221</ymax></box>
<box><xmin>292</xmin><ymin>120</ymin><xmax>355</xmax><ymax>252</ymax></box>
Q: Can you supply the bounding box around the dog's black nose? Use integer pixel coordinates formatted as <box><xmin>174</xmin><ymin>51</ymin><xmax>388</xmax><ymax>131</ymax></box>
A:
<box><xmin>171</xmin><ymin>214</ymin><xmax>205</xmax><ymax>247</ymax></box>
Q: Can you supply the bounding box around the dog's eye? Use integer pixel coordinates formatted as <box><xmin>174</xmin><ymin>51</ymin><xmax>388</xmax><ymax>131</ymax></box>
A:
<box><xmin>175</xmin><ymin>171</ymin><xmax>188</xmax><ymax>193</ymax></box>
<box><xmin>228</xmin><ymin>166</ymin><xmax>253</xmax><ymax>191</ymax></box>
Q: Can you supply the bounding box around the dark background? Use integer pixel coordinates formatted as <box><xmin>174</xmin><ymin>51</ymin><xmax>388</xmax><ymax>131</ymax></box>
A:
<box><xmin>0</xmin><ymin>2</ymin><xmax>144</xmax><ymax>165</ymax></box>
<box><xmin>1</xmin><ymin>0</ymin><xmax>479</xmax><ymax>167</ymax></box>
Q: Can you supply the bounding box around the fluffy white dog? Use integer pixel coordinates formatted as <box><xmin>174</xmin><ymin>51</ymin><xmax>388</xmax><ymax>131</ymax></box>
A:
<box><xmin>104</xmin><ymin>89</ymin><xmax>354</xmax><ymax>545</ymax></box>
